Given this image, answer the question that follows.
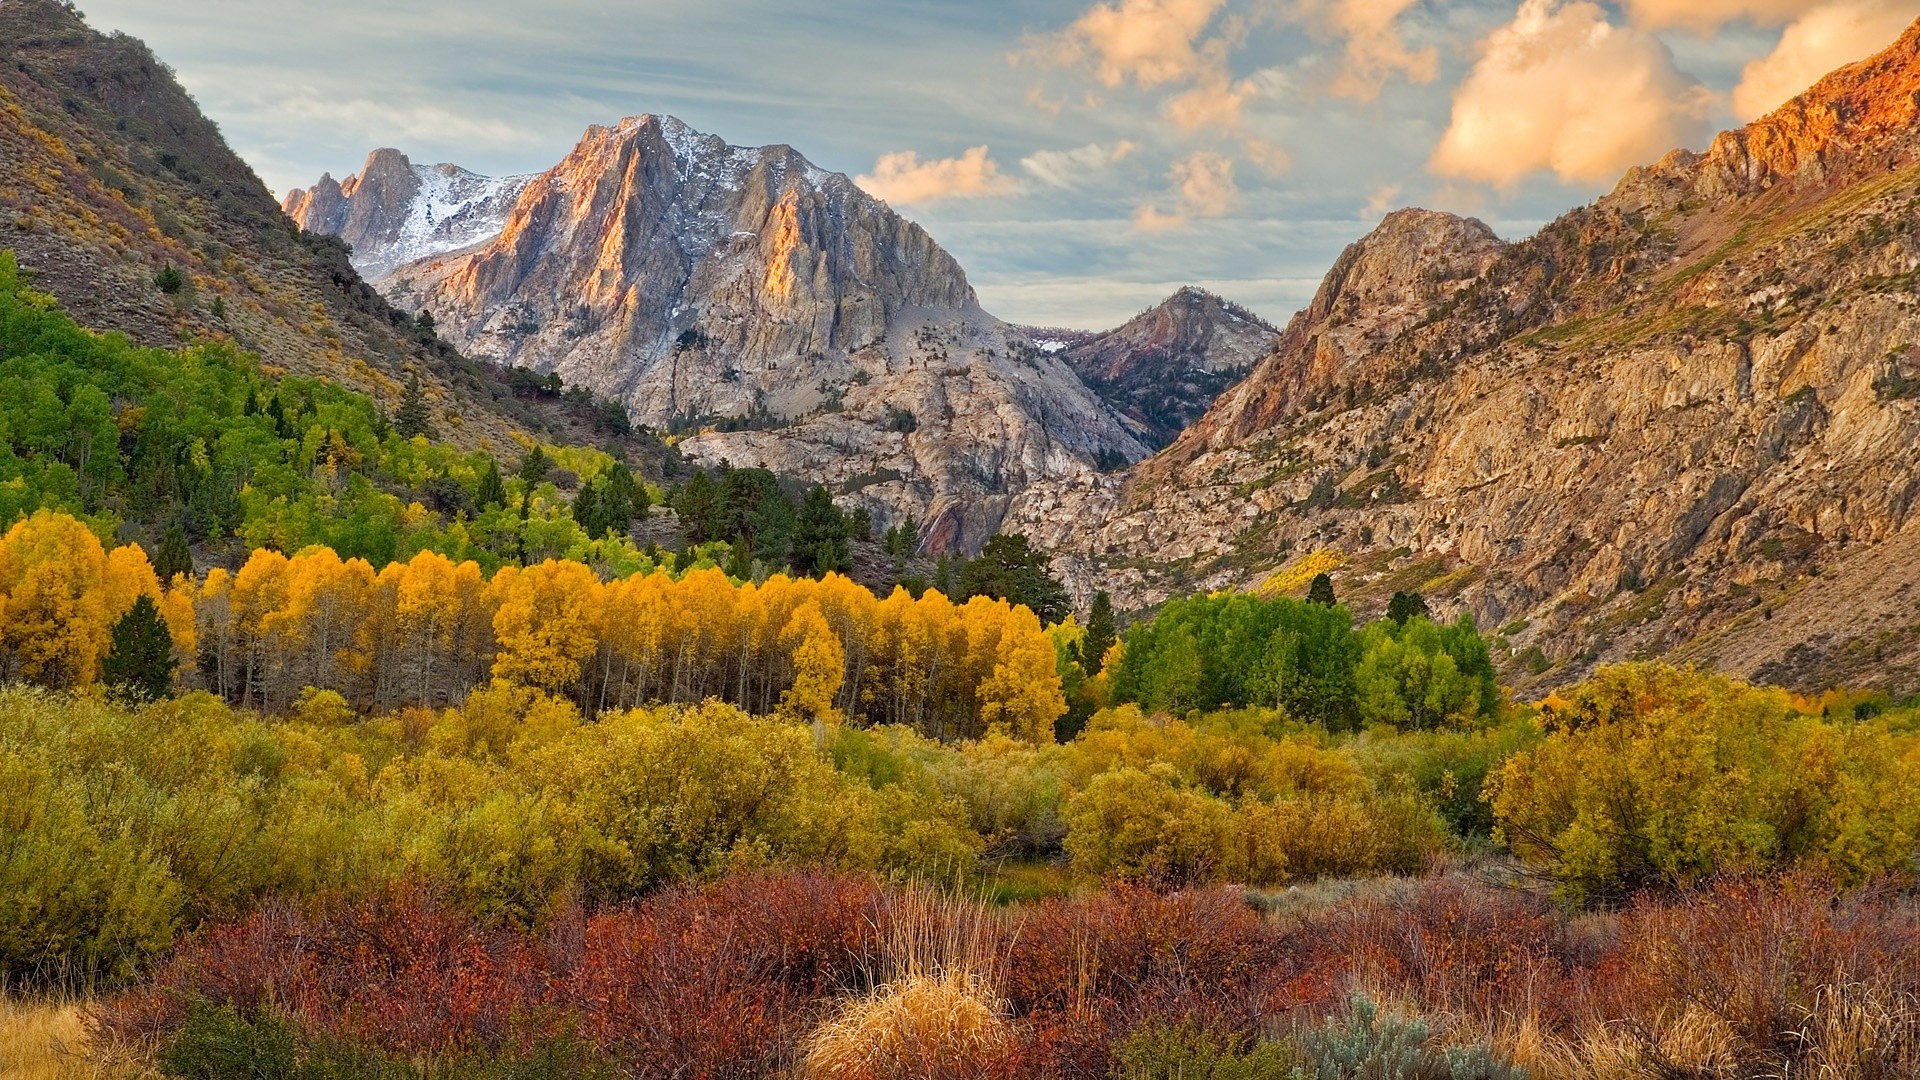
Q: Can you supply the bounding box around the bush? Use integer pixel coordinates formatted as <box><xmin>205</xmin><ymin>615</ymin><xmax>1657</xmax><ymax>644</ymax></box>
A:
<box><xmin>158</xmin><ymin>1000</ymin><xmax>298</xmax><ymax>1080</ymax></box>
<box><xmin>1296</xmin><ymin>995</ymin><xmax>1525</xmax><ymax>1080</ymax></box>
<box><xmin>1113</xmin><ymin>1023</ymin><xmax>1301</xmax><ymax>1079</ymax></box>
<box><xmin>1487</xmin><ymin>664</ymin><xmax>1920</xmax><ymax>899</ymax></box>
<box><xmin>799</xmin><ymin>969</ymin><xmax>1016</xmax><ymax>1080</ymax></box>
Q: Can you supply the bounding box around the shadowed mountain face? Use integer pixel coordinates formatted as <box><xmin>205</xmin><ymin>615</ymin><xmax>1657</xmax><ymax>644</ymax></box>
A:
<box><xmin>0</xmin><ymin>0</ymin><xmax>606</xmax><ymax>451</ymax></box>
<box><xmin>291</xmin><ymin>116</ymin><xmax>1174</xmax><ymax>551</ymax></box>
<box><xmin>1045</xmin><ymin>287</ymin><xmax>1281</xmax><ymax>450</ymax></box>
<box><xmin>1007</xmin><ymin>19</ymin><xmax>1920</xmax><ymax>697</ymax></box>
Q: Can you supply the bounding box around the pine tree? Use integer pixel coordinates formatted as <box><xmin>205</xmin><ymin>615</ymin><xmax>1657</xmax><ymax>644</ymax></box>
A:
<box><xmin>154</xmin><ymin>524</ymin><xmax>193</xmax><ymax>584</ymax></box>
<box><xmin>672</xmin><ymin>470</ymin><xmax>723</xmax><ymax>544</ymax></box>
<box><xmin>102</xmin><ymin>595</ymin><xmax>176</xmax><ymax>702</ymax></box>
<box><xmin>959</xmin><ymin>533</ymin><xmax>1071</xmax><ymax>625</ymax></box>
<box><xmin>791</xmin><ymin>485</ymin><xmax>851</xmax><ymax>578</ymax></box>
<box><xmin>1387</xmin><ymin>591</ymin><xmax>1431</xmax><ymax>626</ymax></box>
<box><xmin>1308</xmin><ymin>572</ymin><xmax>1338</xmax><ymax>607</ymax></box>
<box><xmin>474</xmin><ymin>457</ymin><xmax>507</xmax><ymax>510</ymax></box>
<box><xmin>1083</xmin><ymin>591</ymin><xmax>1117</xmax><ymax>675</ymax></box>
<box><xmin>572</xmin><ymin>482</ymin><xmax>605</xmax><ymax>538</ymax></box>
<box><xmin>518</xmin><ymin>445</ymin><xmax>550</xmax><ymax>485</ymax></box>
<box><xmin>395</xmin><ymin>374</ymin><xmax>432</xmax><ymax>439</ymax></box>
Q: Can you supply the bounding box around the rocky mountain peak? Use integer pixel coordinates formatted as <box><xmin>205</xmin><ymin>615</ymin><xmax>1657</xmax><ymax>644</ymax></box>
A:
<box><xmin>284</xmin><ymin>148</ymin><xmax>532</xmax><ymax>279</ymax></box>
<box><xmin>1168</xmin><ymin>208</ymin><xmax>1504</xmax><ymax>454</ymax></box>
<box><xmin>1056</xmin><ymin>287</ymin><xmax>1280</xmax><ymax>449</ymax></box>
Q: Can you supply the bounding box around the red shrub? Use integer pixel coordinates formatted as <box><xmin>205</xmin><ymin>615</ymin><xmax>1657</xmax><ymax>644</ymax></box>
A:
<box><xmin>565</xmin><ymin>870</ymin><xmax>884</xmax><ymax>1078</ymax></box>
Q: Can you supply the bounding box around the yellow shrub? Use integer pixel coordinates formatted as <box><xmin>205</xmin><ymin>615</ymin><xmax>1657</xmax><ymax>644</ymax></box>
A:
<box><xmin>800</xmin><ymin>969</ymin><xmax>1014</xmax><ymax>1080</ymax></box>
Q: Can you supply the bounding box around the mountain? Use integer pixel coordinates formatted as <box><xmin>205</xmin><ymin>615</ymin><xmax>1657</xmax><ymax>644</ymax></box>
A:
<box><xmin>1043</xmin><ymin>287</ymin><xmax>1280</xmax><ymax>450</ymax></box>
<box><xmin>0</xmin><ymin>0</ymin><xmax>638</xmax><ymax>455</ymax></box>
<box><xmin>1008</xmin><ymin>19</ymin><xmax>1920</xmax><ymax>697</ymax></box>
<box><xmin>294</xmin><ymin>116</ymin><xmax>1155</xmax><ymax>550</ymax></box>
<box><xmin>282</xmin><ymin>150</ymin><xmax>532</xmax><ymax>279</ymax></box>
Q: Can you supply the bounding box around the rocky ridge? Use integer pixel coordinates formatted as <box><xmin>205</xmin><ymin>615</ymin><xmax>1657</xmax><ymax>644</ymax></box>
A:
<box><xmin>1007</xmin><ymin>19</ymin><xmax>1920</xmax><ymax>696</ymax></box>
<box><xmin>0</xmin><ymin>0</ymin><xmax>637</xmax><ymax>455</ymax></box>
<box><xmin>299</xmin><ymin>116</ymin><xmax>1158</xmax><ymax>550</ymax></box>
<box><xmin>1049</xmin><ymin>287</ymin><xmax>1281</xmax><ymax>449</ymax></box>
<box><xmin>283</xmin><ymin>150</ymin><xmax>532</xmax><ymax>279</ymax></box>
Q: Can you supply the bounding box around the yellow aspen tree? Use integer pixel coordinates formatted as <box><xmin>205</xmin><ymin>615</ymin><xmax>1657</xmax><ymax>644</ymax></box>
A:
<box><xmin>778</xmin><ymin>601</ymin><xmax>845</xmax><ymax>721</ymax></box>
<box><xmin>0</xmin><ymin>511</ymin><xmax>132</xmax><ymax>687</ymax></box>
<box><xmin>230</xmin><ymin>549</ymin><xmax>293</xmax><ymax>708</ymax></box>
<box><xmin>266</xmin><ymin>548</ymin><xmax>376</xmax><ymax>702</ymax></box>
<box><xmin>488</xmin><ymin>559</ymin><xmax>603</xmax><ymax>696</ymax></box>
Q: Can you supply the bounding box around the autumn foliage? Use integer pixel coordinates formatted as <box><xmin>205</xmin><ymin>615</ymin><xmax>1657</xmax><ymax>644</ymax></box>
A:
<box><xmin>3</xmin><ymin>510</ymin><xmax>1066</xmax><ymax>741</ymax></box>
<box><xmin>99</xmin><ymin>871</ymin><xmax>1920</xmax><ymax>1079</ymax></box>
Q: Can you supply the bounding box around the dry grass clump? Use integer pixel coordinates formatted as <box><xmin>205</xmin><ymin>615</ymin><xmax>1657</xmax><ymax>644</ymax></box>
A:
<box><xmin>0</xmin><ymin>995</ymin><xmax>153</xmax><ymax>1079</ymax></box>
<box><xmin>799</xmin><ymin>968</ymin><xmax>1015</xmax><ymax>1080</ymax></box>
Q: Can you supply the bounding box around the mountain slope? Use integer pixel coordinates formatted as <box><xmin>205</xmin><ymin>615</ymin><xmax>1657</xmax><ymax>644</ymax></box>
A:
<box><xmin>1048</xmin><ymin>287</ymin><xmax>1280</xmax><ymax>449</ymax></box>
<box><xmin>297</xmin><ymin>116</ymin><xmax>1153</xmax><ymax>550</ymax></box>
<box><xmin>0</xmin><ymin>0</ymin><xmax>625</xmax><ymax>455</ymax></box>
<box><xmin>1008</xmin><ymin>19</ymin><xmax>1920</xmax><ymax>696</ymax></box>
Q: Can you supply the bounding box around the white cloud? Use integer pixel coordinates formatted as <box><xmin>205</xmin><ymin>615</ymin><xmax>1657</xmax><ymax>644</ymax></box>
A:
<box><xmin>1291</xmin><ymin>0</ymin><xmax>1439</xmax><ymax>100</ymax></box>
<box><xmin>1135</xmin><ymin>150</ymin><xmax>1239</xmax><ymax>229</ymax></box>
<box><xmin>1021</xmin><ymin>141</ymin><xmax>1140</xmax><ymax>187</ymax></box>
<box><xmin>1430</xmin><ymin>0</ymin><xmax>1717</xmax><ymax>188</ymax></box>
<box><xmin>1732</xmin><ymin>1</ymin><xmax>1915</xmax><ymax>118</ymax></box>
<box><xmin>856</xmin><ymin>146</ymin><xmax>1020</xmax><ymax>205</ymax></box>
<box><xmin>1031</xmin><ymin>0</ymin><xmax>1232</xmax><ymax>87</ymax></box>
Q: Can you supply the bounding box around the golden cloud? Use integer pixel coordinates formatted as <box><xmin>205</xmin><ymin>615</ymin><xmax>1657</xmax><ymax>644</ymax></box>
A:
<box><xmin>1619</xmin><ymin>0</ymin><xmax>1831</xmax><ymax>31</ymax></box>
<box><xmin>1430</xmin><ymin>0</ymin><xmax>1716</xmax><ymax>188</ymax></box>
<box><xmin>1733</xmin><ymin>1</ymin><xmax>1915</xmax><ymax>118</ymax></box>
<box><xmin>856</xmin><ymin>147</ymin><xmax>1019</xmax><ymax>206</ymax></box>
<box><xmin>1134</xmin><ymin>150</ymin><xmax>1239</xmax><ymax>229</ymax></box>
<box><xmin>1293</xmin><ymin>0</ymin><xmax>1439</xmax><ymax>100</ymax></box>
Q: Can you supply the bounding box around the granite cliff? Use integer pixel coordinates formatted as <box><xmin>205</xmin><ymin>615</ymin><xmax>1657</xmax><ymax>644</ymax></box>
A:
<box><xmin>295</xmin><ymin>116</ymin><xmax>1168</xmax><ymax>549</ymax></box>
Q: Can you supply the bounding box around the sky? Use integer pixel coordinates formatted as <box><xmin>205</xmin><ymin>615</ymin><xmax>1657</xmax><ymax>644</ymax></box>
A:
<box><xmin>76</xmin><ymin>0</ymin><xmax>1920</xmax><ymax>329</ymax></box>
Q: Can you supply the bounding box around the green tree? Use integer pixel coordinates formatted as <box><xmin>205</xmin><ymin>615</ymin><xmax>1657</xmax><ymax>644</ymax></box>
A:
<box><xmin>1387</xmin><ymin>591</ymin><xmax>1431</xmax><ymax>626</ymax></box>
<box><xmin>474</xmin><ymin>457</ymin><xmax>507</xmax><ymax>511</ymax></box>
<box><xmin>517</xmin><ymin>445</ymin><xmax>551</xmax><ymax>485</ymax></box>
<box><xmin>672</xmin><ymin>470</ymin><xmax>724</xmax><ymax>544</ymax></box>
<box><xmin>720</xmin><ymin>467</ymin><xmax>794</xmax><ymax>564</ymax></box>
<box><xmin>153</xmin><ymin>265</ymin><xmax>184</xmax><ymax>294</ymax></box>
<box><xmin>1083</xmin><ymin>591</ymin><xmax>1118</xmax><ymax>675</ymax></box>
<box><xmin>791</xmin><ymin>485</ymin><xmax>851</xmax><ymax>578</ymax></box>
<box><xmin>102</xmin><ymin>595</ymin><xmax>176</xmax><ymax>702</ymax></box>
<box><xmin>1308</xmin><ymin>573</ymin><xmax>1337</xmax><ymax>607</ymax></box>
<box><xmin>958</xmin><ymin>533</ymin><xmax>1070</xmax><ymax>624</ymax></box>
<box><xmin>153</xmin><ymin>524</ymin><xmax>193</xmax><ymax>584</ymax></box>
<box><xmin>394</xmin><ymin>373</ymin><xmax>432</xmax><ymax>440</ymax></box>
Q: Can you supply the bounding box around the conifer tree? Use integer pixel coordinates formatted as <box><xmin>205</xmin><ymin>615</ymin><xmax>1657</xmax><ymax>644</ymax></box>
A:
<box><xmin>154</xmin><ymin>524</ymin><xmax>193</xmax><ymax>584</ymax></box>
<box><xmin>518</xmin><ymin>445</ymin><xmax>551</xmax><ymax>485</ymax></box>
<box><xmin>1083</xmin><ymin>590</ymin><xmax>1117</xmax><ymax>675</ymax></box>
<box><xmin>1308</xmin><ymin>572</ymin><xmax>1338</xmax><ymax>607</ymax></box>
<box><xmin>395</xmin><ymin>374</ymin><xmax>432</xmax><ymax>439</ymax></box>
<box><xmin>792</xmin><ymin>485</ymin><xmax>851</xmax><ymax>578</ymax></box>
<box><xmin>102</xmin><ymin>595</ymin><xmax>176</xmax><ymax>702</ymax></box>
<box><xmin>1387</xmin><ymin>591</ymin><xmax>1431</xmax><ymax>626</ymax></box>
<box><xmin>474</xmin><ymin>457</ymin><xmax>507</xmax><ymax>510</ymax></box>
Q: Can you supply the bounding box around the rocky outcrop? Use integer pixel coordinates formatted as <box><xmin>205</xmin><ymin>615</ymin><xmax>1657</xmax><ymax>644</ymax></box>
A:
<box><xmin>1008</xmin><ymin>17</ymin><xmax>1920</xmax><ymax>697</ymax></box>
<box><xmin>298</xmin><ymin>116</ymin><xmax>1153</xmax><ymax>550</ymax></box>
<box><xmin>282</xmin><ymin>150</ymin><xmax>531</xmax><ymax>279</ymax></box>
<box><xmin>1048</xmin><ymin>287</ymin><xmax>1279</xmax><ymax>449</ymax></box>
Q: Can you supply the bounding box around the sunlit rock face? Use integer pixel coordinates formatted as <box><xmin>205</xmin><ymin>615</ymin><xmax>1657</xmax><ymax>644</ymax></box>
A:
<box><xmin>1006</xmin><ymin>19</ymin><xmax>1920</xmax><ymax>697</ymax></box>
<box><xmin>291</xmin><ymin>116</ymin><xmax>1155</xmax><ymax>552</ymax></box>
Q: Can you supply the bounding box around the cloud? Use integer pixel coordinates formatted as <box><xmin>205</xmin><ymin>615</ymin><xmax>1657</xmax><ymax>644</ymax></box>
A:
<box><xmin>1291</xmin><ymin>0</ymin><xmax>1440</xmax><ymax>100</ymax></box>
<box><xmin>1240</xmin><ymin>137</ymin><xmax>1293</xmax><ymax>175</ymax></box>
<box><xmin>856</xmin><ymin>146</ymin><xmax>1019</xmax><ymax>205</ymax></box>
<box><xmin>1618</xmin><ymin>0</ymin><xmax>1830</xmax><ymax>31</ymax></box>
<box><xmin>1031</xmin><ymin>0</ymin><xmax>1231</xmax><ymax>87</ymax></box>
<box><xmin>1363</xmin><ymin>183</ymin><xmax>1403</xmax><ymax>218</ymax></box>
<box><xmin>1429</xmin><ymin>0</ymin><xmax>1717</xmax><ymax>188</ymax></box>
<box><xmin>1732</xmin><ymin>1</ymin><xmax>1914</xmax><ymax>118</ymax></box>
<box><xmin>1165</xmin><ymin>65</ymin><xmax>1262</xmax><ymax>129</ymax></box>
<box><xmin>1021</xmin><ymin>141</ymin><xmax>1140</xmax><ymax>188</ymax></box>
<box><xmin>1134</xmin><ymin>150</ymin><xmax>1239</xmax><ymax>229</ymax></box>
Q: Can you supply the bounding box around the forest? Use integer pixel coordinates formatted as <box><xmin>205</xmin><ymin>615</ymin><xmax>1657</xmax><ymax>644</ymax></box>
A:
<box><xmin>5</xmin><ymin>255</ymin><xmax>1920</xmax><ymax>1078</ymax></box>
